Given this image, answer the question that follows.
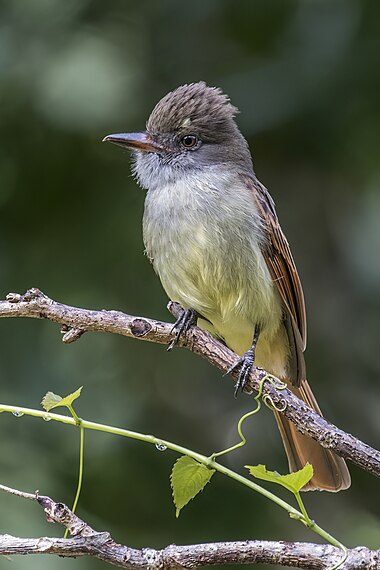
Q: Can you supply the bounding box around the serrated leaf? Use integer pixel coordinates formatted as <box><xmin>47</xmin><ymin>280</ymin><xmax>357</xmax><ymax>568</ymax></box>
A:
<box><xmin>246</xmin><ymin>463</ymin><xmax>313</xmax><ymax>493</ymax></box>
<box><xmin>41</xmin><ymin>387</ymin><xmax>83</xmax><ymax>411</ymax></box>
<box><xmin>170</xmin><ymin>456</ymin><xmax>215</xmax><ymax>517</ymax></box>
<box><xmin>41</xmin><ymin>391</ymin><xmax>63</xmax><ymax>411</ymax></box>
<box><xmin>58</xmin><ymin>386</ymin><xmax>83</xmax><ymax>408</ymax></box>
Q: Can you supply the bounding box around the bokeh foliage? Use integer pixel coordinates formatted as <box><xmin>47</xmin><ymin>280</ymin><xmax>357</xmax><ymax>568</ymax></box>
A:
<box><xmin>1</xmin><ymin>1</ymin><xmax>380</xmax><ymax>568</ymax></box>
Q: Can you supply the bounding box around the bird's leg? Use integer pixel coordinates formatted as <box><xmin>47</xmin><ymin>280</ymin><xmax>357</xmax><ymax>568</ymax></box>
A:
<box><xmin>167</xmin><ymin>307</ymin><xmax>198</xmax><ymax>351</ymax></box>
<box><xmin>226</xmin><ymin>325</ymin><xmax>261</xmax><ymax>397</ymax></box>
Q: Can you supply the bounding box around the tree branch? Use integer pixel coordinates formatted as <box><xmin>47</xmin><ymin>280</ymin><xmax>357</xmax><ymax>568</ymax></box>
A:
<box><xmin>0</xmin><ymin>485</ymin><xmax>378</xmax><ymax>569</ymax></box>
<box><xmin>1</xmin><ymin>288</ymin><xmax>380</xmax><ymax>479</ymax></box>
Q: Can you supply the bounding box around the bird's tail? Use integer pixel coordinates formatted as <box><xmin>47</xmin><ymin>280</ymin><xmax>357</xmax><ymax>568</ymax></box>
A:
<box><xmin>274</xmin><ymin>379</ymin><xmax>351</xmax><ymax>491</ymax></box>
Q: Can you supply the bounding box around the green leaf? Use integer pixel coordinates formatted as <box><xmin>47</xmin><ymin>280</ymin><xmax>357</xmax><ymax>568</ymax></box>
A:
<box><xmin>41</xmin><ymin>391</ymin><xmax>62</xmax><ymax>411</ymax></box>
<box><xmin>41</xmin><ymin>387</ymin><xmax>83</xmax><ymax>411</ymax></box>
<box><xmin>170</xmin><ymin>456</ymin><xmax>215</xmax><ymax>517</ymax></box>
<box><xmin>246</xmin><ymin>463</ymin><xmax>314</xmax><ymax>494</ymax></box>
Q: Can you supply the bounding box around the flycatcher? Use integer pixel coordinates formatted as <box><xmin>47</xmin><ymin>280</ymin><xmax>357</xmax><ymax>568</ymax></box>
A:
<box><xmin>103</xmin><ymin>82</ymin><xmax>350</xmax><ymax>491</ymax></box>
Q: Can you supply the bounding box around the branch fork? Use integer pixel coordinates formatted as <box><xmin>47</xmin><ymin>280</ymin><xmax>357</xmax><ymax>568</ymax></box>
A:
<box><xmin>1</xmin><ymin>483</ymin><xmax>379</xmax><ymax>569</ymax></box>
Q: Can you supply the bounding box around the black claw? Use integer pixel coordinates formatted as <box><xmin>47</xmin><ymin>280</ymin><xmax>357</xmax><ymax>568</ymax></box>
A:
<box><xmin>225</xmin><ymin>349</ymin><xmax>255</xmax><ymax>397</ymax></box>
<box><xmin>226</xmin><ymin>325</ymin><xmax>260</xmax><ymax>397</ymax></box>
<box><xmin>167</xmin><ymin>308</ymin><xmax>198</xmax><ymax>351</ymax></box>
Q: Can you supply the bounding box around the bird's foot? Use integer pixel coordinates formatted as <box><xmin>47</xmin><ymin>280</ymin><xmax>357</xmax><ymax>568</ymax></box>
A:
<box><xmin>167</xmin><ymin>308</ymin><xmax>198</xmax><ymax>351</ymax></box>
<box><xmin>226</xmin><ymin>325</ymin><xmax>260</xmax><ymax>397</ymax></box>
<box><xmin>226</xmin><ymin>348</ymin><xmax>256</xmax><ymax>397</ymax></box>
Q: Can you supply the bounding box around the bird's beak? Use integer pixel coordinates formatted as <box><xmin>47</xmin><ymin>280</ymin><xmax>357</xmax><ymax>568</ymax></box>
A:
<box><xmin>102</xmin><ymin>132</ymin><xmax>162</xmax><ymax>153</ymax></box>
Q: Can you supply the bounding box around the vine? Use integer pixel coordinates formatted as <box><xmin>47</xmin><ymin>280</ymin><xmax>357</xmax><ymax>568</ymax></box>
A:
<box><xmin>1</xmin><ymin>385</ymin><xmax>347</xmax><ymax>569</ymax></box>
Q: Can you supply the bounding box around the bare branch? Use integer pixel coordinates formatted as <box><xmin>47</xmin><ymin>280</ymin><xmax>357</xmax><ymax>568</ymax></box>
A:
<box><xmin>0</xmin><ymin>483</ymin><xmax>37</xmax><ymax>501</ymax></box>
<box><xmin>0</xmin><ymin>488</ymin><xmax>379</xmax><ymax>569</ymax></box>
<box><xmin>1</xmin><ymin>288</ymin><xmax>380</xmax><ymax>479</ymax></box>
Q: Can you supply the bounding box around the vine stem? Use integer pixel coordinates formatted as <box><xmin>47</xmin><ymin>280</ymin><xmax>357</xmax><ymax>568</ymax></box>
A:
<box><xmin>71</xmin><ymin>425</ymin><xmax>85</xmax><ymax>514</ymax></box>
<box><xmin>210</xmin><ymin>375</ymin><xmax>287</xmax><ymax>461</ymax></box>
<box><xmin>210</xmin><ymin>404</ymin><xmax>261</xmax><ymax>460</ymax></box>
<box><xmin>63</xmin><ymin>424</ymin><xmax>84</xmax><ymax>539</ymax></box>
<box><xmin>0</xmin><ymin>402</ymin><xmax>343</xmax><ymax>549</ymax></box>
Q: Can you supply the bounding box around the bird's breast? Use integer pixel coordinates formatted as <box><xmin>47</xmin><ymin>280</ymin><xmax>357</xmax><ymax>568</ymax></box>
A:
<box><xmin>142</xmin><ymin>170</ymin><xmax>283</xmax><ymax>343</ymax></box>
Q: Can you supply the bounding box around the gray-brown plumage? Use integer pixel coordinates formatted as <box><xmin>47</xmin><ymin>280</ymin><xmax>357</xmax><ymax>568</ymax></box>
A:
<box><xmin>104</xmin><ymin>82</ymin><xmax>351</xmax><ymax>491</ymax></box>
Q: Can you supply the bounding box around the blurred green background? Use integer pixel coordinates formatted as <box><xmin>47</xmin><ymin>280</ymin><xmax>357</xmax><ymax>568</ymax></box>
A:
<box><xmin>1</xmin><ymin>0</ymin><xmax>380</xmax><ymax>568</ymax></box>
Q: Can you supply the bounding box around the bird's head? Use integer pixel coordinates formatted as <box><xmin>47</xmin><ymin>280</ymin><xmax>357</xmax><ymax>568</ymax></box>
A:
<box><xmin>103</xmin><ymin>82</ymin><xmax>253</xmax><ymax>190</ymax></box>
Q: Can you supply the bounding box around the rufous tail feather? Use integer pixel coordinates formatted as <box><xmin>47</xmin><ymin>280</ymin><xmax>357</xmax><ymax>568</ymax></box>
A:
<box><xmin>274</xmin><ymin>379</ymin><xmax>351</xmax><ymax>491</ymax></box>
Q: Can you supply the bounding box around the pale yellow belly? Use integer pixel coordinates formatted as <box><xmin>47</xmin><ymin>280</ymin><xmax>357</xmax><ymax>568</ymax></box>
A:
<box><xmin>198</xmin><ymin>313</ymin><xmax>289</xmax><ymax>380</ymax></box>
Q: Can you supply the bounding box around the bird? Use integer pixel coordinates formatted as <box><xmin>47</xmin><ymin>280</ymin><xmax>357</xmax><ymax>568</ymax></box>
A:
<box><xmin>103</xmin><ymin>81</ymin><xmax>351</xmax><ymax>491</ymax></box>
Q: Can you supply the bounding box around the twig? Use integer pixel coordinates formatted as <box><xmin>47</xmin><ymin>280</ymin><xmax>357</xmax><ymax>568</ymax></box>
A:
<box><xmin>0</xmin><ymin>485</ymin><xmax>379</xmax><ymax>569</ymax></box>
<box><xmin>1</xmin><ymin>288</ymin><xmax>380</xmax><ymax>479</ymax></box>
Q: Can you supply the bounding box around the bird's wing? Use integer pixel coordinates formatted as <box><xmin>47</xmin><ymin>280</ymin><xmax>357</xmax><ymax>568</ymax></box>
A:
<box><xmin>241</xmin><ymin>174</ymin><xmax>307</xmax><ymax>384</ymax></box>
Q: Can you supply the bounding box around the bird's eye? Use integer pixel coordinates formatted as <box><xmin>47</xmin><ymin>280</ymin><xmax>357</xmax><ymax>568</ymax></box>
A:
<box><xmin>180</xmin><ymin>134</ymin><xmax>199</xmax><ymax>149</ymax></box>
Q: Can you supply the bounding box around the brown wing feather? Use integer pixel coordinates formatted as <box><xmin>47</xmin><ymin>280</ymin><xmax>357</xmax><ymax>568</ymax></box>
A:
<box><xmin>241</xmin><ymin>175</ymin><xmax>351</xmax><ymax>489</ymax></box>
<box><xmin>241</xmin><ymin>174</ymin><xmax>307</xmax><ymax>385</ymax></box>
